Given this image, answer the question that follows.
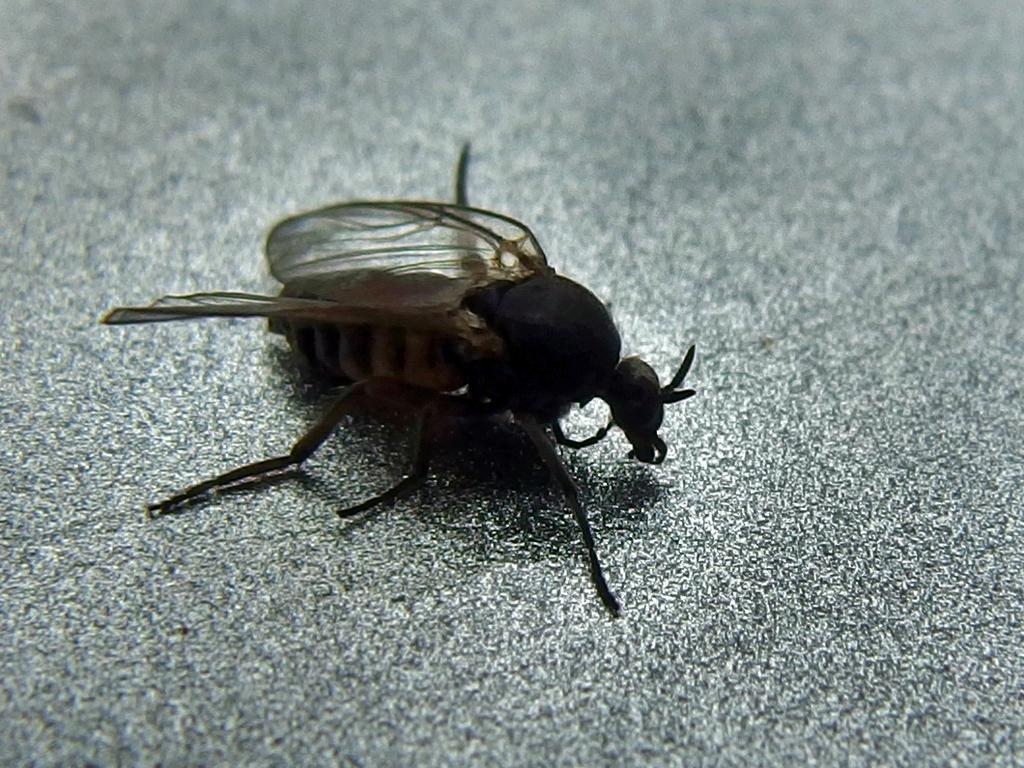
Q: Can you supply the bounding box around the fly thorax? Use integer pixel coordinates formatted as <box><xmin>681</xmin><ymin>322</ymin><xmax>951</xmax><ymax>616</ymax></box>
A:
<box><xmin>464</xmin><ymin>275</ymin><xmax>621</xmax><ymax>416</ymax></box>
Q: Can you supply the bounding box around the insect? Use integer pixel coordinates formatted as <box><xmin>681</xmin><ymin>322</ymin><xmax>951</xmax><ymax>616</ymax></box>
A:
<box><xmin>102</xmin><ymin>145</ymin><xmax>697</xmax><ymax>616</ymax></box>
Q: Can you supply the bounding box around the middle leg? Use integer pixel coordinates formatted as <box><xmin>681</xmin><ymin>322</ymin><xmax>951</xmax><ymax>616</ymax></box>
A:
<box><xmin>337</xmin><ymin>407</ymin><xmax>433</xmax><ymax>517</ymax></box>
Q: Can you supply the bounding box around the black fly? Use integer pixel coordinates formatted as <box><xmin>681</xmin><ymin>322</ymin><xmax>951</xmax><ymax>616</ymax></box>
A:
<box><xmin>102</xmin><ymin>145</ymin><xmax>697</xmax><ymax>616</ymax></box>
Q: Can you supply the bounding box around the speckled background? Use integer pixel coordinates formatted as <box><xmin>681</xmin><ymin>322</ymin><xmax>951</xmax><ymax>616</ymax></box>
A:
<box><xmin>2</xmin><ymin>0</ymin><xmax>1022</xmax><ymax>765</ymax></box>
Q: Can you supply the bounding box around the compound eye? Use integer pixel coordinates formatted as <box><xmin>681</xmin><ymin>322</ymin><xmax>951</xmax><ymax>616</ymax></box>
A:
<box><xmin>616</xmin><ymin>357</ymin><xmax>659</xmax><ymax>389</ymax></box>
<box><xmin>608</xmin><ymin>358</ymin><xmax>665</xmax><ymax>431</ymax></box>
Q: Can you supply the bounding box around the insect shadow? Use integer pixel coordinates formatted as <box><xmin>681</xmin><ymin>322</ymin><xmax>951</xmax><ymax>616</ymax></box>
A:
<box><xmin>296</xmin><ymin>409</ymin><xmax>665</xmax><ymax>563</ymax></box>
<box><xmin>256</xmin><ymin>347</ymin><xmax>668</xmax><ymax>562</ymax></box>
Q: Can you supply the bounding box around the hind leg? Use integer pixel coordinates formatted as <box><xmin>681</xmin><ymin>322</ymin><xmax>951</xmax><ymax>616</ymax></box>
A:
<box><xmin>147</xmin><ymin>380</ymin><xmax>373</xmax><ymax>516</ymax></box>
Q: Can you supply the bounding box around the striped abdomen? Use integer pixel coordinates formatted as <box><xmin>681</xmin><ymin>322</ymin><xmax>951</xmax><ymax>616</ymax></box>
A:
<box><xmin>285</xmin><ymin>322</ymin><xmax>465</xmax><ymax>392</ymax></box>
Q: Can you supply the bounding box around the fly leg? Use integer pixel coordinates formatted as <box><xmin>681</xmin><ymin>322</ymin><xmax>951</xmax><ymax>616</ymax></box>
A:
<box><xmin>552</xmin><ymin>420</ymin><xmax>613</xmax><ymax>450</ymax></box>
<box><xmin>337</xmin><ymin>408</ymin><xmax>432</xmax><ymax>517</ymax></box>
<box><xmin>147</xmin><ymin>381</ymin><xmax>370</xmax><ymax>517</ymax></box>
<box><xmin>519</xmin><ymin>416</ymin><xmax>621</xmax><ymax>617</ymax></box>
<box><xmin>454</xmin><ymin>142</ymin><xmax>471</xmax><ymax>206</ymax></box>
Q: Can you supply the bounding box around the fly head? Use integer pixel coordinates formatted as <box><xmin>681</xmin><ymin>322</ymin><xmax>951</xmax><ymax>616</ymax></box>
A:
<box><xmin>603</xmin><ymin>345</ymin><xmax>697</xmax><ymax>464</ymax></box>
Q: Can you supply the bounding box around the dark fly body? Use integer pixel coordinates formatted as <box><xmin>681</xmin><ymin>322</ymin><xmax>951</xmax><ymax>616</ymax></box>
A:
<box><xmin>102</xmin><ymin>145</ymin><xmax>697</xmax><ymax>616</ymax></box>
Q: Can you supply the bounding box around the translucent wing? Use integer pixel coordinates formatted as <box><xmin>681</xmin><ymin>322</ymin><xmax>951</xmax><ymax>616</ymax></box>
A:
<box><xmin>100</xmin><ymin>290</ymin><xmax>504</xmax><ymax>353</ymax></box>
<box><xmin>103</xmin><ymin>202</ymin><xmax>547</xmax><ymax>355</ymax></box>
<box><xmin>102</xmin><ymin>292</ymin><xmax>357</xmax><ymax>325</ymax></box>
<box><xmin>265</xmin><ymin>201</ymin><xmax>551</xmax><ymax>295</ymax></box>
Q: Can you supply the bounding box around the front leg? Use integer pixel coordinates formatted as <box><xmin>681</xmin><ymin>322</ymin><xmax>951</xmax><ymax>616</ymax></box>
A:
<box><xmin>519</xmin><ymin>416</ymin><xmax>621</xmax><ymax>617</ymax></box>
<box><xmin>552</xmin><ymin>420</ymin><xmax>613</xmax><ymax>450</ymax></box>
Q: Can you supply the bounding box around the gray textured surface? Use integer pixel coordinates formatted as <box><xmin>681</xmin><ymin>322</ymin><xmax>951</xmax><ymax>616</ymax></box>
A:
<box><xmin>2</xmin><ymin>0</ymin><xmax>1023</xmax><ymax>765</ymax></box>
